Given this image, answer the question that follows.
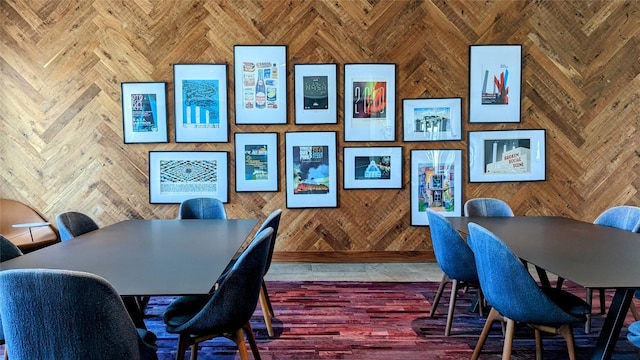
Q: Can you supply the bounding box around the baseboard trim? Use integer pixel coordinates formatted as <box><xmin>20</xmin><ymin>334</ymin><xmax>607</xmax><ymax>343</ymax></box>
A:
<box><xmin>272</xmin><ymin>251</ymin><xmax>435</xmax><ymax>263</ymax></box>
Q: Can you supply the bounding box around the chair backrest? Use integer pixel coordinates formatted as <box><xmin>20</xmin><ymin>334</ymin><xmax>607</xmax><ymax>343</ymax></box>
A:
<box><xmin>594</xmin><ymin>205</ymin><xmax>640</xmax><ymax>233</ymax></box>
<box><xmin>178</xmin><ymin>197</ymin><xmax>227</xmax><ymax>219</ymax></box>
<box><xmin>426</xmin><ymin>209</ymin><xmax>478</xmax><ymax>283</ymax></box>
<box><xmin>171</xmin><ymin>227</ymin><xmax>273</xmax><ymax>333</ymax></box>
<box><xmin>464</xmin><ymin>198</ymin><xmax>514</xmax><ymax>217</ymax></box>
<box><xmin>55</xmin><ymin>211</ymin><xmax>99</xmax><ymax>241</ymax></box>
<box><xmin>1</xmin><ymin>235</ymin><xmax>23</xmax><ymax>262</ymax></box>
<box><xmin>467</xmin><ymin>222</ymin><xmax>583</xmax><ymax>325</ymax></box>
<box><xmin>0</xmin><ymin>269</ymin><xmax>157</xmax><ymax>360</ymax></box>
<box><xmin>256</xmin><ymin>209</ymin><xmax>282</xmax><ymax>274</ymax></box>
<box><xmin>0</xmin><ymin>235</ymin><xmax>23</xmax><ymax>343</ymax></box>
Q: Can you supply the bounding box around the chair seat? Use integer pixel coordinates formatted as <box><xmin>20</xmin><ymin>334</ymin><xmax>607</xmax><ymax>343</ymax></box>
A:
<box><xmin>164</xmin><ymin>295</ymin><xmax>211</xmax><ymax>329</ymax></box>
<box><xmin>540</xmin><ymin>287</ymin><xmax>590</xmax><ymax>319</ymax></box>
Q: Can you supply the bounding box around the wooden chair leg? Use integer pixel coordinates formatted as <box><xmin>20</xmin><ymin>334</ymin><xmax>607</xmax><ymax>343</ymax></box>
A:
<box><xmin>558</xmin><ymin>324</ymin><xmax>577</xmax><ymax>360</ymax></box>
<box><xmin>502</xmin><ymin>318</ymin><xmax>515</xmax><ymax>360</ymax></box>
<box><xmin>472</xmin><ymin>307</ymin><xmax>503</xmax><ymax>360</ymax></box>
<box><xmin>234</xmin><ymin>328</ymin><xmax>250</xmax><ymax>360</ymax></box>
<box><xmin>243</xmin><ymin>322</ymin><xmax>262</xmax><ymax>360</ymax></box>
<box><xmin>190</xmin><ymin>343</ymin><xmax>197</xmax><ymax>360</ymax></box>
<box><xmin>259</xmin><ymin>287</ymin><xmax>274</xmax><ymax>337</ymax></box>
<box><xmin>429</xmin><ymin>274</ymin><xmax>449</xmax><ymax>317</ymax></box>
<box><xmin>534</xmin><ymin>329</ymin><xmax>543</xmax><ymax>360</ymax></box>
<box><xmin>445</xmin><ymin>279</ymin><xmax>459</xmax><ymax>336</ymax></box>
<box><xmin>175</xmin><ymin>335</ymin><xmax>190</xmax><ymax>360</ymax></box>
<box><xmin>262</xmin><ymin>281</ymin><xmax>274</xmax><ymax>318</ymax></box>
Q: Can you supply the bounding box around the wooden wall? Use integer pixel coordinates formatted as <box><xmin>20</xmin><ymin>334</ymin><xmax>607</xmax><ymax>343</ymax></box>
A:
<box><xmin>1</xmin><ymin>0</ymin><xmax>638</xmax><ymax>262</ymax></box>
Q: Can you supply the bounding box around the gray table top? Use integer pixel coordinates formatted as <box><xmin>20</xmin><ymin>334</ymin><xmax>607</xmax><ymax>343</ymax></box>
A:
<box><xmin>1</xmin><ymin>218</ymin><xmax>258</xmax><ymax>296</ymax></box>
<box><xmin>447</xmin><ymin>216</ymin><xmax>640</xmax><ymax>289</ymax></box>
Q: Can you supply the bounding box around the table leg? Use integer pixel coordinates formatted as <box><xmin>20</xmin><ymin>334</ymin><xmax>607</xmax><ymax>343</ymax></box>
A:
<box><xmin>122</xmin><ymin>296</ymin><xmax>146</xmax><ymax>329</ymax></box>
<box><xmin>591</xmin><ymin>288</ymin><xmax>634</xmax><ymax>360</ymax></box>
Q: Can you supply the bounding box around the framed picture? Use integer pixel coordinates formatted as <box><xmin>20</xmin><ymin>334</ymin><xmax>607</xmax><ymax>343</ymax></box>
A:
<box><xmin>285</xmin><ymin>131</ymin><xmax>337</xmax><ymax>208</ymax></box>
<box><xmin>234</xmin><ymin>132</ymin><xmax>279</xmax><ymax>192</ymax></box>
<box><xmin>149</xmin><ymin>151</ymin><xmax>228</xmax><ymax>204</ymax></box>
<box><xmin>402</xmin><ymin>97</ymin><xmax>462</xmax><ymax>141</ymax></box>
<box><xmin>468</xmin><ymin>44</ymin><xmax>522</xmax><ymax>123</ymax></box>
<box><xmin>344</xmin><ymin>63</ymin><xmax>396</xmax><ymax>141</ymax></box>
<box><xmin>294</xmin><ymin>63</ymin><xmax>338</xmax><ymax>124</ymax></box>
<box><xmin>468</xmin><ymin>129</ymin><xmax>546</xmax><ymax>182</ymax></box>
<box><xmin>410</xmin><ymin>149</ymin><xmax>462</xmax><ymax>226</ymax></box>
<box><xmin>343</xmin><ymin>146</ymin><xmax>402</xmax><ymax>189</ymax></box>
<box><xmin>173</xmin><ymin>64</ymin><xmax>229</xmax><ymax>142</ymax></box>
<box><xmin>121</xmin><ymin>82</ymin><xmax>168</xmax><ymax>143</ymax></box>
<box><xmin>234</xmin><ymin>45</ymin><xmax>287</xmax><ymax>124</ymax></box>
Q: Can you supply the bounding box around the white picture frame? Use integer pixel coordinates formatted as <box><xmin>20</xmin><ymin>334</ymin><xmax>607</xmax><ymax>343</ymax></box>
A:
<box><xmin>468</xmin><ymin>129</ymin><xmax>546</xmax><ymax>182</ymax></box>
<box><xmin>294</xmin><ymin>63</ymin><xmax>338</xmax><ymax>124</ymax></box>
<box><xmin>468</xmin><ymin>44</ymin><xmax>522</xmax><ymax>123</ymax></box>
<box><xmin>402</xmin><ymin>97</ymin><xmax>462</xmax><ymax>141</ymax></box>
<box><xmin>343</xmin><ymin>146</ymin><xmax>403</xmax><ymax>189</ymax></box>
<box><xmin>234</xmin><ymin>132</ymin><xmax>279</xmax><ymax>192</ymax></box>
<box><xmin>173</xmin><ymin>64</ymin><xmax>229</xmax><ymax>142</ymax></box>
<box><xmin>121</xmin><ymin>82</ymin><xmax>168</xmax><ymax>144</ymax></box>
<box><xmin>285</xmin><ymin>131</ymin><xmax>337</xmax><ymax>208</ymax></box>
<box><xmin>343</xmin><ymin>63</ymin><xmax>396</xmax><ymax>141</ymax></box>
<box><xmin>149</xmin><ymin>151</ymin><xmax>228</xmax><ymax>204</ymax></box>
<box><xmin>234</xmin><ymin>45</ymin><xmax>287</xmax><ymax>124</ymax></box>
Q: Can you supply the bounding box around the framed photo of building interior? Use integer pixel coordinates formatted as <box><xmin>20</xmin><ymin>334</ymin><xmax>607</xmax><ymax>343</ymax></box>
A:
<box><xmin>121</xmin><ymin>82</ymin><xmax>168</xmax><ymax>144</ymax></box>
<box><xmin>343</xmin><ymin>146</ymin><xmax>403</xmax><ymax>189</ymax></box>
<box><xmin>468</xmin><ymin>129</ymin><xmax>546</xmax><ymax>183</ymax></box>
<box><xmin>234</xmin><ymin>132</ymin><xmax>279</xmax><ymax>192</ymax></box>
<box><xmin>285</xmin><ymin>131</ymin><xmax>337</xmax><ymax>208</ymax></box>
<box><xmin>294</xmin><ymin>63</ymin><xmax>338</xmax><ymax>124</ymax></box>
<box><xmin>468</xmin><ymin>44</ymin><xmax>522</xmax><ymax>123</ymax></box>
<box><xmin>410</xmin><ymin>149</ymin><xmax>462</xmax><ymax>226</ymax></box>
<box><xmin>148</xmin><ymin>151</ymin><xmax>228</xmax><ymax>204</ymax></box>
<box><xmin>402</xmin><ymin>97</ymin><xmax>462</xmax><ymax>141</ymax></box>
<box><xmin>173</xmin><ymin>64</ymin><xmax>228</xmax><ymax>142</ymax></box>
<box><xmin>343</xmin><ymin>63</ymin><xmax>396</xmax><ymax>141</ymax></box>
<box><xmin>234</xmin><ymin>45</ymin><xmax>287</xmax><ymax>124</ymax></box>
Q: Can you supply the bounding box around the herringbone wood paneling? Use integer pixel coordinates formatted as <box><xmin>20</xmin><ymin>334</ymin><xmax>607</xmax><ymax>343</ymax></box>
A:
<box><xmin>1</xmin><ymin>0</ymin><xmax>639</xmax><ymax>261</ymax></box>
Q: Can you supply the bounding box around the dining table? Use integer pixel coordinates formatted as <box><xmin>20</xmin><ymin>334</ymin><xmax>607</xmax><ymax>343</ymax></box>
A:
<box><xmin>447</xmin><ymin>216</ymin><xmax>640</xmax><ymax>360</ymax></box>
<box><xmin>0</xmin><ymin>218</ymin><xmax>259</xmax><ymax>327</ymax></box>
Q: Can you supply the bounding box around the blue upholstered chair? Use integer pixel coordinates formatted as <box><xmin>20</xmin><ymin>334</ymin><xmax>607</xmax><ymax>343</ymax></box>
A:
<box><xmin>216</xmin><ymin>209</ymin><xmax>283</xmax><ymax>336</ymax></box>
<box><xmin>583</xmin><ymin>205</ymin><xmax>640</xmax><ymax>333</ymax></box>
<box><xmin>1</xmin><ymin>236</ymin><xmax>23</xmax><ymax>360</ymax></box>
<box><xmin>464</xmin><ymin>198</ymin><xmax>514</xmax><ymax>217</ymax></box>
<box><xmin>0</xmin><ymin>269</ymin><xmax>158</xmax><ymax>360</ymax></box>
<box><xmin>178</xmin><ymin>197</ymin><xmax>227</xmax><ymax>219</ymax></box>
<box><xmin>426</xmin><ymin>209</ymin><xmax>483</xmax><ymax>336</ymax></box>
<box><xmin>467</xmin><ymin>223</ymin><xmax>589</xmax><ymax>360</ymax></box>
<box><xmin>255</xmin><ymin>209</ymin><xmax>283</xmax><ymax>337</ymax></box>
<box><xmin>55</xmin><ymin>211</ymin><xmax>99</xmax><ymax>241</ymax></box>
<box><xmin>163</xmin><ymin>227</ymin><xmax>274</xmax><ymax>360</ymax></box>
